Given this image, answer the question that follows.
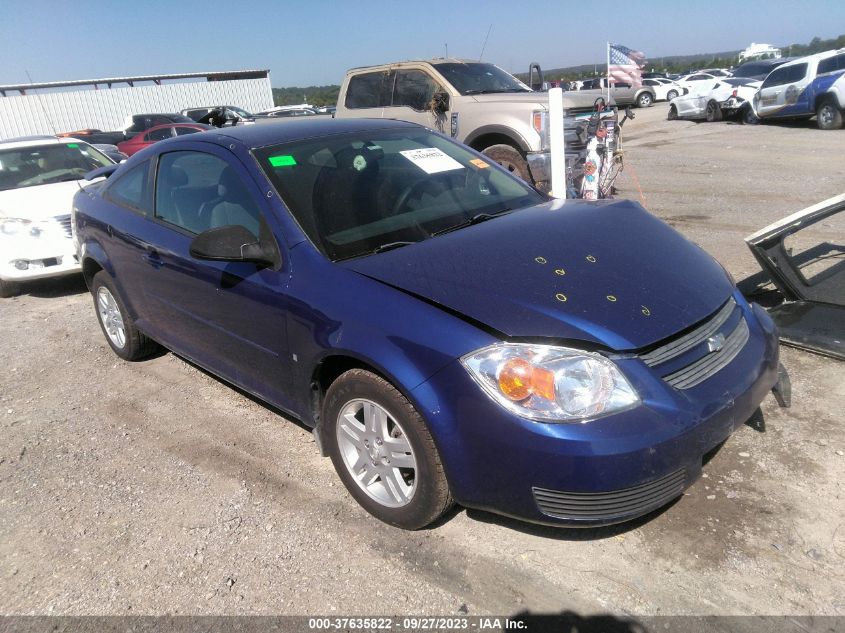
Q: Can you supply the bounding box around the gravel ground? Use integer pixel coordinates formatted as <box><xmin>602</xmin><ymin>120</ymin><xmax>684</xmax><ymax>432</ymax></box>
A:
<box><xmin>1</xmin><ymin>104</ymin><xmax>844</xmax><ymax>618</ymax></box>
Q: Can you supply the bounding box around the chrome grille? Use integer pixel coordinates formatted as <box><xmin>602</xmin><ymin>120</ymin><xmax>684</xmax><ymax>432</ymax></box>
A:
<box><xmin>663</xmin><ymin>318</ymin><xmax>749</xmax><ymax>389</ymax></box>
<box><xmin>533</xmin><ymin>468</ymin><xmax>686</xmax><ymax>521</ymax></box>
<box><xmin>55</xmin><ymin>214</ymin><xmax>73</xmax><ymax>238</ymax></box>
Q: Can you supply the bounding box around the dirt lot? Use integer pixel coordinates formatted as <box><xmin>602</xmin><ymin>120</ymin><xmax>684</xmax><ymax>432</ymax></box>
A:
<box><xmin>1</xmin><ymin>104</ymin><xmax>844</xmax><ymax>618</ymax></box>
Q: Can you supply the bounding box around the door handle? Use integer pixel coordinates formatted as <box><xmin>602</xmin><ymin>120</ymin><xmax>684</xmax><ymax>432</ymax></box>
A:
<box><xmin>143</xmin><ymin>251</ymin><xmax>163</xmax><ymax>269</ymax></box>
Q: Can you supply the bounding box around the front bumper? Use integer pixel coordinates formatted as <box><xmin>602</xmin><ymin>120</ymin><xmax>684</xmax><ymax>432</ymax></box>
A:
<box><xmin>411</xmin><ymin>295</ymin><xmax>782</xmax><ymax>527</ymax></box>
<box><xmin>0</xmin><ymin>233</ymin><xmax>81</xmax><ymax>283</ymax></box>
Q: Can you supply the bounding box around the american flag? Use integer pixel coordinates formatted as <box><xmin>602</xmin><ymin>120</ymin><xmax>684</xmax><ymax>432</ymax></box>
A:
<box><xmin>608</xmin><ymin>43</ymin><xmax>646</xmax><ymax>87</ymax></box>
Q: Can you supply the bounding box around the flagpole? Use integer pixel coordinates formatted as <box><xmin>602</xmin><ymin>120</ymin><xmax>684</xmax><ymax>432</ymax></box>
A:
<box><xmin>606</xmin><ymin>42</ymin><xmax>611</xmax><ymax>103</ymax></box>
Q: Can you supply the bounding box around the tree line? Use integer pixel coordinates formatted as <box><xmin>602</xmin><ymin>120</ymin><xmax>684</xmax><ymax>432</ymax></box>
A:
<box><xmin>272</xmin><ymin>33</ymin><xmax>845</xmax><ymax>105</ymax></box>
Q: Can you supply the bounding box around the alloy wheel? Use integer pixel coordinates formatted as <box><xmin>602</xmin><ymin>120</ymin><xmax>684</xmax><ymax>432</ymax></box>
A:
<box><xmin>335</xmin><ymin>399</ymin><xmax>417</xmax><ymax>507</ymax></box>
<box><xmin>97</xmin><ymin>286</ymin><xmax>126</xmax><ymax>349</ymax></box>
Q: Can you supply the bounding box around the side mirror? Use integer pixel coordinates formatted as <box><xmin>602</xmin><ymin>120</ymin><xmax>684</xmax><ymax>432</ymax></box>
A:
<box><xmin>528</xmin><ymin>62</ymin><xmax>544</xmax><ymax>92</ymax></box>
<box><xmin>431</xmin><ymin>91</ymin><xmax>450</xmax><ymax>113</ymax></box>
<box><xmin>189</xmin><ymin>225</ymin><xmax>276</xmax><ymax>267</ymax></box>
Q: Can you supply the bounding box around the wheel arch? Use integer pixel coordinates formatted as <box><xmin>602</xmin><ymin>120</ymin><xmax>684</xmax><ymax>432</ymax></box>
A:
<box><xmin>464</xmin><ymin>126</ymin><xmax>530</xmax><ymax>154</ymax></box>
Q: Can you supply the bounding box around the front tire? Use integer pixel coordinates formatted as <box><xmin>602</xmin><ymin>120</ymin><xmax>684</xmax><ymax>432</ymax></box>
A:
<box><xmin>705</xmin><ymin>100</ymin><xmax>723</xmax><ymax>123</ymax></box>
<box><xmin>481</xmin><ymin>144</ymin><xmax>530</xmax><ymax>183</ymax></box>
<box><xmin>91</xmin><ymin>270</ymin><xmax>158</xmax><ymax>361</ymax></box>
<box><xmin>324</xmin><ymin>369</ymin><xmax>453</xmax><ymax>529</ymax></box>
<box><xmin>668</xmin><ymin>104</ymin><xmax>678</xmax><ymax>120</ymax></box>
<box><xmin>816</xmin><ymin>99</ymin><xmax>843</xmax><ymax>130</ymax></box>
<box><xmin>637</xmin><ymin>92</ymin><xmax>653</xmax><ymax>108</ymax></box>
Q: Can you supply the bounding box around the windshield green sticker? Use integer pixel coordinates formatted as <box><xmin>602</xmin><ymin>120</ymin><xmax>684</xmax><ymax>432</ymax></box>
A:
<box><xmin>66</xmin><ymin>143</ymin><xmax>79</xmax><ymax>148</ymax></box>
<box><xmin>269</xmin><ymin>155</ymin><xmax>297</xmax><ymax>167</ymax></box>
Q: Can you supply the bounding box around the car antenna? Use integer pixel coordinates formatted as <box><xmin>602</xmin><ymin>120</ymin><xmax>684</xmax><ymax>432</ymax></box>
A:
<box><xmin>478</xmin><ymin>23</ymin><xmax>492</xmax><ymax>60</ymax></box>
<box><xmin>26</xmin><ymin>70</ymin><xmax>87</xmax><ymax>192</ymax></box>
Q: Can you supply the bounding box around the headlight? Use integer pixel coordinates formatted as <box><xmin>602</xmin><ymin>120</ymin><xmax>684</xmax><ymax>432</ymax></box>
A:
<box><xmin>1</xmin><ymin>218</ymin><xmax>31</xmax><ymax>236</ymax></box>
<box><xmin>461</xmin><ymin>343</ymin><xmax>639</xmax><ymax>422</ymax></box>
<box><xmin>0</xmin><ymin>218</ymin><xmax>47</xmax><ymax>237</ymax></box>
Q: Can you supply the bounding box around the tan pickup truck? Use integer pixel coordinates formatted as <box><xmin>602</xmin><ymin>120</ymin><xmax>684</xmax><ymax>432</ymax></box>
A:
<box><xmin>334</xmin><ymin>59</ymin><xmax>609</xmax><ymax>191</ymax></box>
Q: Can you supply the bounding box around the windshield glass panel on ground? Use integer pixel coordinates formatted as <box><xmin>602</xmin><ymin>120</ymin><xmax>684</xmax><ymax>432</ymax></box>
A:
<box><xmin>256</xmin><ymin>128</ymin><xmax>543</xmax><ymax>261</ymax></box>
<box><xmin>431</xmin><ymin>62</ymin><xmax>531</xmax><ymax>95</ymax></box>
<box><xmin>0</xmin><ymin>143</ymin><xmax>112</xmax><ymax>191</ymax></box>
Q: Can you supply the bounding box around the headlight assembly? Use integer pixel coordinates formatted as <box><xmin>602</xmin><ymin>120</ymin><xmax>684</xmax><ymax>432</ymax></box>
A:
<box><xmin>461</xmin><ymin>343</ymin><xmax>639</xmax><ymax>422</ymax></box>
<box><xmin>0</xmin><ymin>218</ymin><xmax>46</xmax><ymax>237</ymax></box>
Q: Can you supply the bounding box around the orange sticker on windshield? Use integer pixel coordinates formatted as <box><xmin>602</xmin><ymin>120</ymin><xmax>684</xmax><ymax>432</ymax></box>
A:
<box><xmin>470</xmin><ymin>158</ymin><xmax>490</xmax><ymax>169</ymax></box>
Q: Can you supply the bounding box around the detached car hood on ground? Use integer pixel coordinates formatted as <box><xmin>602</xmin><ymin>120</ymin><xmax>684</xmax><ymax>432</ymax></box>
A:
<box><xmin>0</xmin><ymin>180</ymin><xmax>85</xmax><ymax>220</ymax></box>
<box><xmin>345</xmin><ymin>199</ymin><xmax>733</xmax><ymax>351</ymax></box>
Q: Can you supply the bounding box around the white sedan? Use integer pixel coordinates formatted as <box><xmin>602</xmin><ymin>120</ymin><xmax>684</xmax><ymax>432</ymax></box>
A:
<box><xmin>0</xmin><ymin>137</ymin><xmax>113</xmax><ymax>297</ymax></box>
<box><xmin>673</xmin><ymin>72</ymin><xmax>719</xmax><ymax>94</ymax></box>
<box><xmin>642</xmin><ymin>78</ymin><xmax>686</xmax><ymax>101</ymax></box>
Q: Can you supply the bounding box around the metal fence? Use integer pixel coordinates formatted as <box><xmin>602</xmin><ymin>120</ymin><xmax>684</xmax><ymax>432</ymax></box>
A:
<box><xmin>0</xmin><ymin>72</ymin><xmax>274</xmax><ymax>139</ymax></box>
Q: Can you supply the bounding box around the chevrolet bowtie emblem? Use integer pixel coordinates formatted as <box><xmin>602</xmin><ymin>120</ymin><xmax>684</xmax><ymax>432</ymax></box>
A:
<box><xmin>706</xmin><ymin>333</ymin><xmax>726</xmax><ymax>353</ymax></box>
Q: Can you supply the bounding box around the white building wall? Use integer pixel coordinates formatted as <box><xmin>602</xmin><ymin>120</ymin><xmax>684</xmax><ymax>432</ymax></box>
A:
<box><xmin>0</xmin><ymin>76</ymin><xmax>274</xmax><ymax>139</ymax></box>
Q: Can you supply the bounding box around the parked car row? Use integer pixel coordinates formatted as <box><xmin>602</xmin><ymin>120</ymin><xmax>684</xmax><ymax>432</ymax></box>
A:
<box><xmin>667</xmin><ymin>48</ymin><xmax>845</xmax><ymax>129</ymax></box>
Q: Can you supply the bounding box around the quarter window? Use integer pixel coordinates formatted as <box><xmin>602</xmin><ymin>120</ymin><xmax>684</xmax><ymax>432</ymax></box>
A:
<box><xmin>105</xmin><ymin>161</ymin><xmax>152</xmax><ymax>214</ymax></box>
<box><xmin>154</xmin><ymin>151</ymin><xmax>262</xmax><ymax>238</ymax></box>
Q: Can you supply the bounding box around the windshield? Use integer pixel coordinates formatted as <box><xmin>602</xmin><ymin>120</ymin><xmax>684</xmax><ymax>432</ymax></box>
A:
<box><xmin>0</xmin><ymin>143</ymin><xmax>113</xmax><ymax>191</ymax></box>
<box><xmin>432</xmin><ymin>62</ymin><xmax>532</xmax><ymax>95</ymax></box>
<box><xmin>256</xmin><ymin>128</ymin><xmax>543</xmax><ymax>261</ymax></box>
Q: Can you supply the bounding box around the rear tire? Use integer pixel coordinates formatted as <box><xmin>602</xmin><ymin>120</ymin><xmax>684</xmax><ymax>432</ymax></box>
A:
<box><xmin>323</xmin><ymin>369</ymin><xmax>453</xmax><ymax>530</ymax></box>
<box><xmin>705</xmin><ymin>100</ymin><xmax>723</xmax><ymax>123</ymax></box>
<box><xmin>0</xmin><ymin>278</ymin><xmax>20</xmax><ymax>298</ymax></box>
<box><xmin>91</xmin><ymin>270</ymin><xmax>158</xmax><ymax>361</ymax></box>
<box><xmin>481</xmin><ymin>144</ymin><xmax>531</xmax><ymax>183</ymax></box>
<box><xmin>816</xmin><ymin>99</ymin><xmax>843</xmax><ymax>130</ymax></box>
<box><xmin>666</xmin><ymin>90</ymin><xmax>678</xmax><ymax>101</ymax></box>
<box><xmin>668</xmin><ymin>104</ymin><xmax>678</xmax><ymax>120</ymax></box>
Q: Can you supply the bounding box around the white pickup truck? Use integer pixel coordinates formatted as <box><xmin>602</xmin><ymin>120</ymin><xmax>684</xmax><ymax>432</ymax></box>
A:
<box><xmin>334</xmin><ymin>59</ymin><xmax>611</xmax><ymax>191</ymax></box>
<box><xmin>753</xmin><ymin>48</ymin><xmax>845</xmax><ymax>130</ymax></box>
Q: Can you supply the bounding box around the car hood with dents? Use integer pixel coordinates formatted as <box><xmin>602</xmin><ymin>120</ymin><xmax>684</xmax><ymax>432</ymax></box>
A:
<box><xmin>0</xmin><ymin>180</ymin><xmax>87</xmax><ymax>221</ymax></box>
<box><xmin>344</xmin><ymin>199</ymin><xmax>734</xmax><ymax>352</ymax></box>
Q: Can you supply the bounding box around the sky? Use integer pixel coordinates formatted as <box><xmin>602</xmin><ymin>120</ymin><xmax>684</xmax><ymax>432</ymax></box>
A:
<box><xmin>1</xmin><ymin>0</ymin><xmax>843</xmax><ymax>88</ymax></box>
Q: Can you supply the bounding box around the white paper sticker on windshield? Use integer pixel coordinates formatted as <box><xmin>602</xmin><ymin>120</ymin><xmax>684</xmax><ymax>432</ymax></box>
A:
<box><xmin>400</xmin><ymin>148</ymin><xmax>464</xmax><ymax>174</ymax></box>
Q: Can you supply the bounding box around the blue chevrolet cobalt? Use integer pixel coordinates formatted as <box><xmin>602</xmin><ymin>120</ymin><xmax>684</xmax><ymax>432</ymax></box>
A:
<box><xmin>73</xmin><ymin>119</ymin><xmax>787</xmax><ymax>529</ymax></box>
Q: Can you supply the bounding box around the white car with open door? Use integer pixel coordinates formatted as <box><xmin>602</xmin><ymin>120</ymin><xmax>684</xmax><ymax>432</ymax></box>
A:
<box><xmin>0</xmin><ymin>137</ymin><xmax>113</xmax><ymax>297</ymax></box>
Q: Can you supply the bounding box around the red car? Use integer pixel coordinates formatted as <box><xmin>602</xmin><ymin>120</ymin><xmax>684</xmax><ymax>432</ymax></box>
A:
<box><xmin>116</xmin><ymin>123</ymin><xmax>211</xmax><ymax>156</ymax></box>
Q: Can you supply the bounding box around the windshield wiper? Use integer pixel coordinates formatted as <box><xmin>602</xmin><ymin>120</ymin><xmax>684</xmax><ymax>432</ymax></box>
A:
<box><xmin>372</xmin><ymin>241</ymin><xmax>416</xmax><ymax>254</ymax></box>
<box><xmin>432</xmin><ymin>210</ymin><xmax>512</xmax><ymax>237</ymax></box>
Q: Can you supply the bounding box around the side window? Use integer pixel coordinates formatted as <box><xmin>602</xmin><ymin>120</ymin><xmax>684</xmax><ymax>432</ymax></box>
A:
<box><xmin>147</xmin><ymin>128</ymin><xmax>173</xmax><ymax>142</ymax></box>
<box><xmin>175</xmin><ymin>126</ymin><xmax>202</xmax><ymax>136</ymax></box>
<box><xmin>643</xmin><ymin>79</ymin><xmax>657</xmax><ymax>86</ymax></box>
<box><xmin>817</xmin><ymin>55</ymin><xmax>845</xmax><ymax>75</ymax></box>
<box><xmin>764</xmin><ymin>64</ymin><xmax>809</xmax><ymax>88</ymax></box>
<box><xmin>345</xmin><ymin>71</ymin><xmax>395</xmax><ymax>109</ymax></box>
<box><xmin>105</xmin><ymin>161</ymin><xmax>151</xmax><ymax>214</ymax></box>
<box><xmin>393</xmin><ymin>69</ymin><xmax>438</xmax><ymax>111</ymax></box>
<box><xmin>155</xmin><ymin>151</ymin><xmax>262</xmax><ymax>238</ymax></box>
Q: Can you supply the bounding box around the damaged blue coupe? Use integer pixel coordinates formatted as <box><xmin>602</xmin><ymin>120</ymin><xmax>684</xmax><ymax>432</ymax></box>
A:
<box><xmin>73</xmin><ymin>119</ymin><xmax>788</xmax><ymax>529</ymax></box>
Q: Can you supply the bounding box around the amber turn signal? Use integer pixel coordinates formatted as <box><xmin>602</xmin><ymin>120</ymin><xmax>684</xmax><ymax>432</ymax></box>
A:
<box><xmin>498</xmin><ymin>358</ymin><xmax>556</xmax><ymax>402</ymax></box>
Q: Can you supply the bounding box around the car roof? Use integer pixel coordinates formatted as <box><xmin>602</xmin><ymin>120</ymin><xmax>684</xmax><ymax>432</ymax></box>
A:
<box><xmin>777</xmin><ymin>48</ymin><xmax>845</xmax><ymax>67</ymax></box>
<box><xmin>194</xmin><ymin>118</ymin><xmax>420</xmax><ymax>150</ymax></box>
<box><xmin>0</xmin><ymin>136</ymin><xmax>84</xmax><ymax>150</ymax></box>
<box><xmin>346</xmin><ymin>57</ymin><xmax>494</xmax><ymax>73</ymax></box>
